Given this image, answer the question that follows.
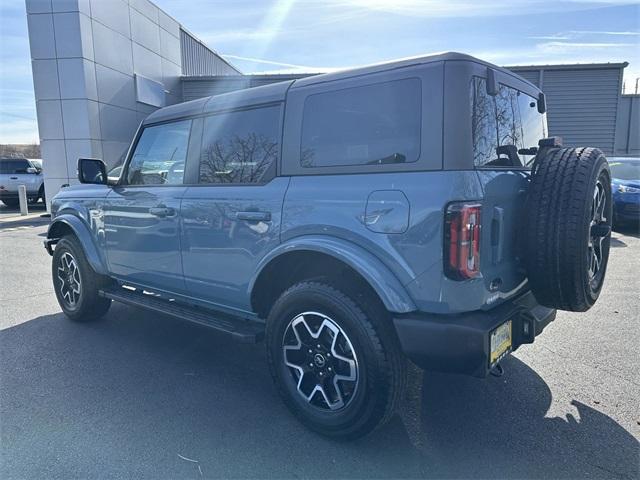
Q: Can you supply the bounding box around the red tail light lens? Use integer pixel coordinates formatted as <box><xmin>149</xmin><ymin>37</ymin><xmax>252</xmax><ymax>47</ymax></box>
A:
<box><xmin>444</xmin><ymin>202</ymin><xmax>482</xmax><ymax>280</ymax></box>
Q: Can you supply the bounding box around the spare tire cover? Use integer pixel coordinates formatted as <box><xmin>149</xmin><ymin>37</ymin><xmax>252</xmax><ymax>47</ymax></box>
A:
<box><xmin>523</xmin><ymin>147</ymin><xmax>612</xmax><ymax>312</ymax></box>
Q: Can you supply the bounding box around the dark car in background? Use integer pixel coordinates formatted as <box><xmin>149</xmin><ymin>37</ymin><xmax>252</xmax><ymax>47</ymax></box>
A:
<box><xmin>609</xmin><ymin>158</ymin><xmax>640</xmax><ymax>227</ymax></box>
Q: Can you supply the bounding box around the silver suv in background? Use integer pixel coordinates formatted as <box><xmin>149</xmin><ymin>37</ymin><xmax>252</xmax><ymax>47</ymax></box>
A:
<box><xmin>0</xmin><ymin>158</ymin><xmax>45</xmax><ymax>207</ymax></box>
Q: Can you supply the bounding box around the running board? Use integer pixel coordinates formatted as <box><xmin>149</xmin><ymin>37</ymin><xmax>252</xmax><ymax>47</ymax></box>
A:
<box><xmin>99</xmin><ymin>286</ymin><xmax>264</xmax><ymax>343</ymax></box>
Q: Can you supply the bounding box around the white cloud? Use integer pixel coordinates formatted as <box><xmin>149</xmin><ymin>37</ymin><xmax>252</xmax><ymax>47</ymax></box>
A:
<box><xmin>222</xmin><ymin>54</ymin><xmax>323</xmax><ymax>71</ymax></box>
<box><xmin>536</xmin><ymin>41</ymin><xmax>635</xmax><ymax>53</ymax></box>
<box><xmin>326</xmin><ymin>0</ymin><xmax>639</xmax><ymax>17</ymax></box>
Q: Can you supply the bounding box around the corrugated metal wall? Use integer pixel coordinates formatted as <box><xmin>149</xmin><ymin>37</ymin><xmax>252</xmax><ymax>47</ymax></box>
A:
<box><xmin>180</xmin><ymin>29</ymin><xmax>241</xmax><ymax>76</ymax></box>
<box><xmin>182</xmin><ymin>74</ymin><xmax>308</xmax><ymax>101</ymax></box>
<box><xmin>508</xmin><ymin>65</ymin><xmax>625</xmax><ymax>154</ymax></box>
<box><xmin>615</xmin><ymin>95</ymin><xmax>640</xmax><ymax>156</ymax></box>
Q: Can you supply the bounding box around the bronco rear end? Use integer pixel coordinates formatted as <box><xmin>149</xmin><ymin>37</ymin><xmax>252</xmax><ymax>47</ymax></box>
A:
<box><xmin>393</xmin><ymin>58</ymin><xmax>612</xmax><ymax>377</ymax></box>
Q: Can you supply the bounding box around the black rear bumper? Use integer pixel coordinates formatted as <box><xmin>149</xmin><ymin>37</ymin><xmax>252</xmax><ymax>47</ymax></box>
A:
<box><xmin>393</xmin><ymin>291</ymin><xmax>556</xmax><ymax>378</ymax></box>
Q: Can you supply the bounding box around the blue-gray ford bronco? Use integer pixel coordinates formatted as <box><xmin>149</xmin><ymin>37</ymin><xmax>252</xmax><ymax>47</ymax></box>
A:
<box><xmin>45</xmin><ymin>53</ymin><xmax>612</xmax><ymax>439</ymax></box>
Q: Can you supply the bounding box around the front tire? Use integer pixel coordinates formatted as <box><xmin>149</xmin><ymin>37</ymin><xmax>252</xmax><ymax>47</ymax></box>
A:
<box><xmin>52</xmin><ymin>236</ymin><xmax>112</xmax><ymax>321</ymax></box>
<box><xmin>266</xmin><ymin>281</ymin><xmax>405</xmax><ymax>439</ymax></box>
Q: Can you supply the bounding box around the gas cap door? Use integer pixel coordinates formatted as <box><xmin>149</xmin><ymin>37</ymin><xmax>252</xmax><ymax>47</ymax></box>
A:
<box><xmin>364</xmin><ymin>190</ymin><xmax>410</xmax><ymax>234</ymax></box>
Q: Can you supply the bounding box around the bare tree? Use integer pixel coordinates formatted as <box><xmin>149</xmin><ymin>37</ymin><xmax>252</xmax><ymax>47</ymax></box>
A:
<box><xmin>200</xmin><ymin>133</ymin><xmax>277</xmax><ymax>184</ymax></box>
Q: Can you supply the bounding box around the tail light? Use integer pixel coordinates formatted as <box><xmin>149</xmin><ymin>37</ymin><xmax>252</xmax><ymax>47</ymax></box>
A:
<box><xmin>444</xmin><ymin>202</ymin><xmax>482</xmax><ymax>280</ymax></box>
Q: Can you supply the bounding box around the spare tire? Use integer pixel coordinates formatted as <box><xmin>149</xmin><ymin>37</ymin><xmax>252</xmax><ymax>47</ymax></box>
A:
<box><xmin>524</xmin><ymin>147</ymin><xmax>612</xmax><ymax>312</ymax></box>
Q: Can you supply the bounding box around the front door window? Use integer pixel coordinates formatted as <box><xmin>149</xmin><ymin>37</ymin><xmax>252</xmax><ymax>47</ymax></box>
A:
<box><xmin>127</xmin><ymin>120</ymin><xmax>192</xmax><ymax>185</ymax></box>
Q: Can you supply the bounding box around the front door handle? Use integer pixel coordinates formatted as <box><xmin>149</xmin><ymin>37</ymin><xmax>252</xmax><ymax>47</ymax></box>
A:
<box><xmin>9</xmin><ymin>177</ymin><xmax>18</xmax><ymax>180</ymax></box>
<box><xmin>149</xmin><ymin>206</ymin><xmax>175</xmax><ymax>218</ymax></box>
<box><xmin>236</xmin><ymin>211</ymin><xmax>271</xmax><ymax>222</ymax></box>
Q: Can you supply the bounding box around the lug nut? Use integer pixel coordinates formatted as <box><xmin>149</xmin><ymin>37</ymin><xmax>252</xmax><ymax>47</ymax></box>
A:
<box><xmin>308</xmin><ymin>349</ymin><xmax>313</xmax><ymax>354</ymax></box>
<box><xmin>309</xmin><ymin>363</ymin><xmax>314</xmax><ymax>368</ymax></box>
<box><xmin>317</xmin><ymin>344</ymin><xmax>321</xmax><ymax>349</ymax></box>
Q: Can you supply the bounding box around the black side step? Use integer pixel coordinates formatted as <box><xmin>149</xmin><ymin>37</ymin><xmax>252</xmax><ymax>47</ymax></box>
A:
<box><xmin>99</xmin><ymin>287</ymin><xmax>264</xmax><ymax>343</ymax></box>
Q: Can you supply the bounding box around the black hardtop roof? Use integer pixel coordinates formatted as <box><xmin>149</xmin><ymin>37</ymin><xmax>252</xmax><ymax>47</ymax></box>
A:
<box><xmin>143</xmin><ymin>52</ymin><xmax>536</xmax><ymax>125</ymax></box>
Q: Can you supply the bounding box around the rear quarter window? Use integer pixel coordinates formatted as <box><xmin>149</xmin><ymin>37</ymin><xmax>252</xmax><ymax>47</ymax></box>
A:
<box><xmin>300</xmin><ymin>78</ymin><xmax>422</xmax><ymax>168</ymax></box>
<box><xmin>471</xmin><ymin>77</ymin><xmax>547</xmax><ymax>168</ymax></box>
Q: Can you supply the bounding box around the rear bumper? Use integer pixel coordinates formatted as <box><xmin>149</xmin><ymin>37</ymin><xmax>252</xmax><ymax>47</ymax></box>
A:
<box><xmin>393</xmin><ymin>290</ymin><xmax>556</xmax><ymax>378</ymax></box>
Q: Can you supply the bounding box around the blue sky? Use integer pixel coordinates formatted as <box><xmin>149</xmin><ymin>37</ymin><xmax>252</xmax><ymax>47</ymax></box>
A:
<box><xmin>1</xmin><ymin>0</ymin><xmax>638</xmax><ymax>143</ymax></box>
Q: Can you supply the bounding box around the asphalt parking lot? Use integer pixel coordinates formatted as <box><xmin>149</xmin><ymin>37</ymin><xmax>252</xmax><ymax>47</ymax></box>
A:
<box><xmin>1</xmin><ymin>208</ymin><xmax>638</xmax><ymax>479</ymax></box>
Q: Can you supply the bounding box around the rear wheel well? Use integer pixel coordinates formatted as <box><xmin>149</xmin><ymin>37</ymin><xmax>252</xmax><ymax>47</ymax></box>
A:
<box><xmin>251</xmin><ymin>251</ymin><xmax>387</xmax><ymax>319</ymax></box>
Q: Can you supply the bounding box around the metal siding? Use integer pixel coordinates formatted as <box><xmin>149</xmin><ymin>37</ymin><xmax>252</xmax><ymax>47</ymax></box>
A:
<box><xmin>509</xmin><ymin>66</ymin><xmax>622</xmax><ymax>154</ymax></box>
<box><xmin>511</xmin><ymin>70</ymin><xmax>539</xmax><ymax>87</ymax></box>
<box><xmin>615</xmin><ymin>95</ymin><xmax>640</xmax><ymax>155</ymax></box>
<box><xmin>180</xmin><ymin>29</ymin><xmax>240</xmax><ymax>76</ymax></box>
<box><xmin>543</xmin><ymin>69</ymin><xmax>620</xmax><ymax>153</ymax></box>
<box><xmin>181</xmin><ymin>74</ymin><xmax>309</xmax><ymax>102</ymax></box>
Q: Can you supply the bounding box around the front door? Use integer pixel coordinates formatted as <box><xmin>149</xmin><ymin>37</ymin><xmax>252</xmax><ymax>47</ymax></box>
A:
<box><xmin>104</xmin><ymin>119</ymin><xmax>192</xmax><ymax>294</ymax></box>
<box><xmin>180</xmin><ymin>104</ymin><xmax>286</xmax><ymax>313</ymax></box>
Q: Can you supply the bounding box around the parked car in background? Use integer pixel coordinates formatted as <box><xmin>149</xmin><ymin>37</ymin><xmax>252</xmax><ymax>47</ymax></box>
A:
<box><xmin>0</xmin><ymin>157</ymin><xmax>45</xmax><ymax>207</ymax></box>
<box><xmin>609</xmin><ymin>158</ymin><xmax>640</xmax><ymax>227</ymax></box>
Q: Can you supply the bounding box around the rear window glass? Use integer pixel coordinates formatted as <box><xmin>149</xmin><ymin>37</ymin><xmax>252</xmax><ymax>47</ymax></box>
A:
<box><xmin>471</xmin><ymin>77</ymin><xmax>547</xmax><ymax>167</ymax></box>
<box><xmin>300</xmin><ymin>78</ymin><xmax>421</xmax><ymax>168</ymax></box>
<box><xmin>0</xmin><ymin>159</ymin><xmax>30</xmax><ymax>174</ymax></box>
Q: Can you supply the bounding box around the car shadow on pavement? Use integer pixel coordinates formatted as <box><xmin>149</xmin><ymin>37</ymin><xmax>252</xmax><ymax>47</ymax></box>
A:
<box><xmin>1</xmin><ymin>306</ymin><xmax>638</xmax><ymax>479</ymax></box>
<box><xmin>416</xmin><ymin>359</ymin><xmax>639</xmax><ymax>479</ymax></box>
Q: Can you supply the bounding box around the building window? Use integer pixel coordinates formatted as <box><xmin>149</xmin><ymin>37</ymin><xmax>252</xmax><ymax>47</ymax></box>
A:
<box><xmin>127</xmin><ymin>120</ymin><xmax>192</xmax><ymax>185</ymax></box>
<box><xmin>471</xmin><ymin>77</ymin><xmax>547</xmax><ymax>167</ymax></box>
<box><xmin>300</xmin><ymin>78</ymin><xmax>422</xmax><ymax>168</ymax></box>
<box><xmin>199</xmin><ymin>106</ymin><xmax>280</xmax><ymax>184</ymax></box>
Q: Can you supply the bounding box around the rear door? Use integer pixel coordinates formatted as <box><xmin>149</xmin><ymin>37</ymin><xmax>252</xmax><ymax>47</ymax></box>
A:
<box><xmin>103</xmin><ymin>119</ymin><xmax>193</xmax><ymax>293</ymax></box>
<box><xmin>180</xmin><ymin>104</ymin><xmax>287</xmax><ymax>313</ymax></box>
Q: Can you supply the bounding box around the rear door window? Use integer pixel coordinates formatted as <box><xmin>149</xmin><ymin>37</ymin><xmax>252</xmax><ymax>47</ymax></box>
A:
<box><xmin>199</xmin><ymin>105</ymin><xmax>280</xmax><ymax>184</ymax></box>
<box><xmin>300</xmin><ymin>78</ymin><xmax>421</xmax><ymax>168</ymax></box>
<box><xmin>471</xmin><ymin>77</ymin><xmax>547</xmax><ymax>167</ymax></box>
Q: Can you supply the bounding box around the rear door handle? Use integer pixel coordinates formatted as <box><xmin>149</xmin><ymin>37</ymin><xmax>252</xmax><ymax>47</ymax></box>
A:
<box><xmin>9</xmin><ymin>177</ymin><xmax>18</xmax><ymax>180</ymax></box>
<box><xmin>149</xmin><ymin>206</ymin><xmax>175</xmax><ymax>218</ymax></box>
<box><xmin>236</xmin><ymin>211</ymin><xmax>271</xmax><ymax>222</ymax></box>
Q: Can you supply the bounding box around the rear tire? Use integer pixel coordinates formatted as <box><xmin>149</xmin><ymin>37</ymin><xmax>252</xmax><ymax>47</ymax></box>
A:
<box><xmin>52</xmin><ymin>236</ymin><xmax>112</xmax><ymax>321</ymax></box>
<box><xmin>524</xmin><ymin>147</ymin><xmax>612</xmax><ymax>312</ymax></box>
<box><xmin>266</xmin><ymin>281</ymin><xmax>405</xmax><ymax>440</ymax></box>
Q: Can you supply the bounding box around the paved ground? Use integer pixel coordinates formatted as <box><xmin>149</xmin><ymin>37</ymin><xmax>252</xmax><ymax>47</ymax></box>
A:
<box><xmin>1</xmin><ymin>209</ymin><xmax>638</xmax><ymax>479</ymax></box>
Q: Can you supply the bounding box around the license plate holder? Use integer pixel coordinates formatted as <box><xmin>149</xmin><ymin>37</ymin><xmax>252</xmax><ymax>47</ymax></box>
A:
<box><xmin>490</xmin><ymin>320</ymin><xmax>512</xmax><ymax>367</ymax></box>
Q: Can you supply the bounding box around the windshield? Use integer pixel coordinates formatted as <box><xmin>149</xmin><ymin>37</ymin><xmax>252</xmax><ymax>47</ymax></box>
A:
<box><xmin>471</xmin><ymin>77</ymin><xmax>547</xmax><ymax>168</ymax></box>
<box><xmin>609</xmin><ymin>160</ymin><xmax>640</xmax><ymax>181</ymax></box>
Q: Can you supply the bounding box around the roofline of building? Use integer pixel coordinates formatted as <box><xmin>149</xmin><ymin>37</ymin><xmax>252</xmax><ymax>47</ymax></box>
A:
<box><xmin>178</xmin><ymin>27</ymin><xmax>242</xmax><ymax>74</ymax></box>
<box><xmin>181</xmin><ymin>73</ymin><xmax>312</xmax><ymax>81</ymax></box>
<box><xmin>506</xmin><ymin>62</ymin><xmax>629</xmax><ymax>71</ymax></box>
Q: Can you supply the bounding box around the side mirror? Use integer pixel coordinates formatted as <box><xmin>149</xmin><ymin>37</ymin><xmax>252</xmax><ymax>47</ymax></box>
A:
<box><xmin>26</xmin><ymin>167</ymin><xmax>38</xmax><ymax>174</ymax></box>
<box><xmin>78</xmin><ymin>158</ymin><xmax>107</xmax><ymax>185</ymax></box>
<box><xmin>537</xmin><ymin>92</ymin><xmax>546</xmax><ymax>113</ymax></box>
